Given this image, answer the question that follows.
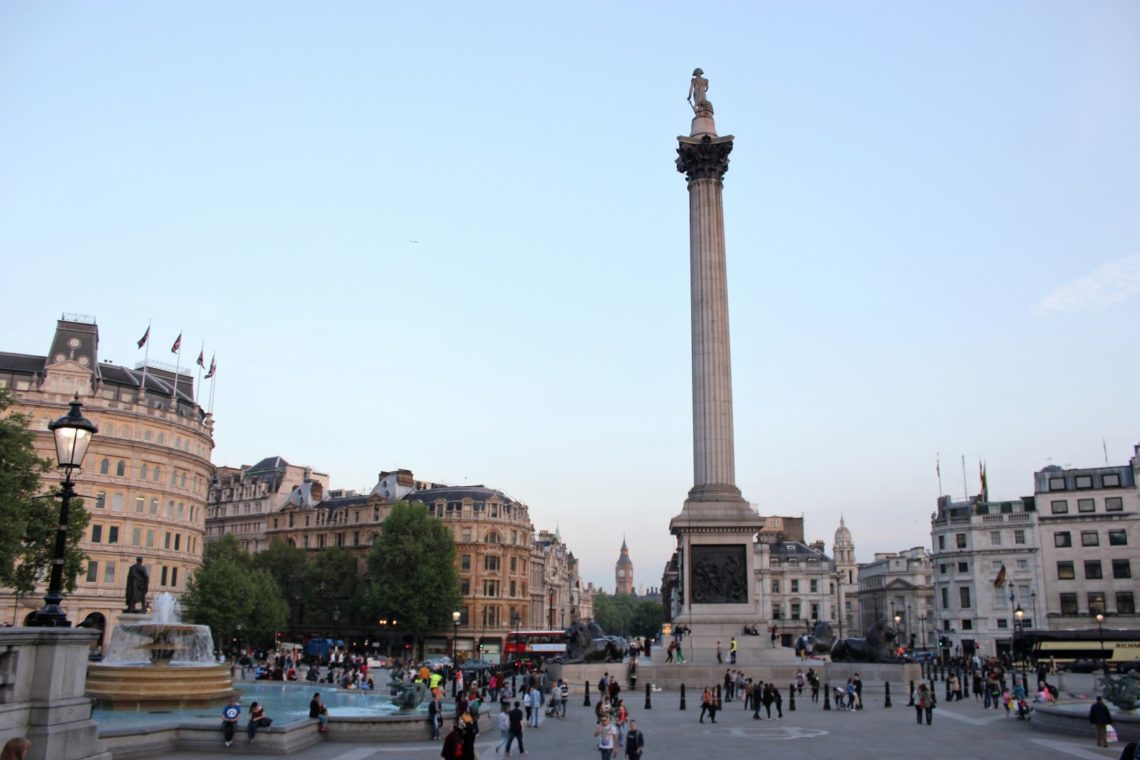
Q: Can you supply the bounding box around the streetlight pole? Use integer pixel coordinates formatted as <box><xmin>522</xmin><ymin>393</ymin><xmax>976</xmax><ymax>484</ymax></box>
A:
<box><xmin>30</xmin><ymin>396</ymin><xmax>98</xmax><ymax>627</ymax></box>
<box><xmin>893</xmin><ymin>613</ymin><xmax>902</xmax><ymax>657</ymax></box>
<box><xmin>1014</xmin><ymin>605</ymin><xmax>1025</xmax><ymax>687</ymax></box>
<box><xmin>452</xmin><ymin>610</ymin><xmax>461</xmax><ymax>663</ymax></box>
<box><xmin>1095</xmin><ymin>613</ymin><xmax>1105</xmax><ymax>672</ymax></box>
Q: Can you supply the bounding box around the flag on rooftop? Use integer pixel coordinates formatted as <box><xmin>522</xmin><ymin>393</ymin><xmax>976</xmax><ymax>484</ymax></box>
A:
<box><xmin>171</xmin><ymin>333</ymin><xmax>182</xmax><ymax>353</ymax></box>
<box><xmin>205</xmin><ymin>354</ymin><xmax>216</xmax><ymax>379</ymax></box>
<box><xmin>196</xmin><ymin>349</ymin><xmax>205</xmax><ymax>368</ymax></box>
<box><xmin>136</xmin><ymin>326</ymin><xmax>150</xmax><ymax>349</ymax></box>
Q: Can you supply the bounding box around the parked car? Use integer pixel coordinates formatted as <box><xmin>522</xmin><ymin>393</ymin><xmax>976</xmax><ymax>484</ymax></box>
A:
<box><xmin>460</xmin><ymin>658</ymin><xmax>495</xmax><ymax>676</ymax></box>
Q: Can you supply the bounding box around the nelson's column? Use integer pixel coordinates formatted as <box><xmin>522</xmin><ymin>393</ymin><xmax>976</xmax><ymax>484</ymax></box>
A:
<box><xmin>669</xmin><ymin>69</ymin><xmax>765</xmax><ymax>647</ymax></box>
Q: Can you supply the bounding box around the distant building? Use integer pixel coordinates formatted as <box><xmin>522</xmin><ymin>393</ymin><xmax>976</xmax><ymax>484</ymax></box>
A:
<box><xmin>615</xmin><ymin>537</ymin><xmax>634</xmax><ymax>594</ymax></box>
<box><xmin>1034</xmin><ymin>452</ymin><xmax>1139</xmax><ymax>630</ymax></box>
<box><xmin>930</xmin><ymin>494</ymin><xmax>1044</xmax><ymax>659</ymax></box>
<box><xmin>857</xmin><ymin>547</ymin><xmax>934</xmax><ymax>649</ymax></box>
<box><xmin>0</xmin><ymin>316</ymin><xmax>215</xmax><ymax>646</ymax></box>
<box><xmin>206</xmin><ymin>457</ymin><xmax>329</xmax><ymax>553</ymax></box>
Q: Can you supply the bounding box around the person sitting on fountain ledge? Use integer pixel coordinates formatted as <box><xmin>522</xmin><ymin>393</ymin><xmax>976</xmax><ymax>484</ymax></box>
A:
<box><xmin>247</xmin><ymin>701</ymin><xmax>272</xmax><ymax>743</ymax></box>
<box><xmin>221</xmin><ymin>696</ymin><xmax>241</xmax><ymax>747</ymax></box>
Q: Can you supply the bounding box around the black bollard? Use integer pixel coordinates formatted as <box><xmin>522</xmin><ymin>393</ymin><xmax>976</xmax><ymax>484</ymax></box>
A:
<box><xmin>945</xmin><ymin>675</ymin><xmax>952</xmax><ymax>702</ymax></box>
<box><xmin>788</xmin><ymin>683</ymin><xmax>796</xmax><ymax>711</ymax></box>
<box><xmin>584</xmin><ymin>680</ymin><xmax>591</xmax><ymax>707</ymax></box>
<box><xmin>823</xmin><ymin>682</ymin><xmax>831</xmax><ymax>711</ymax></box>
<box><xmin>680</xmin><ymin>683</ymin><xmax>687</xmax><ymax>710</ymax></box>
<box><xmin>645</xmin><ymin>682</ymin><xmax>652</xmax><ymax>710</ymax></box>
<box><xmin>884</xmin><ymin>681</ymin><xmax>892</xmax><ymax>708</ymax></box>
<box><xmin>907</xmin><ymin>680</ymin><xmax>915</xmax><ymax>706</ymax></box>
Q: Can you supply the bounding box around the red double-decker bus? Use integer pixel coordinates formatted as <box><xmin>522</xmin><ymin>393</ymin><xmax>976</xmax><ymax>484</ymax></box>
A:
<box><xmin>503</xmin><ymin>630</ymin><xmax>567</xmax><ymax>663</ymax></box>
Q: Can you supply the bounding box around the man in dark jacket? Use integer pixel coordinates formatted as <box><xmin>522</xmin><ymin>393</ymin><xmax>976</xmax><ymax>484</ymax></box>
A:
<box><xmin>505</xmin><ymin>701</ymin><xmax>525</xmax><ymax>756</ymax></box>
<box><xmin>1089</xmin><ymin>696</ymin><xmax>1113</xmax><ymax>747</ymax></box>
<box><xmin>624</xmin><ymin>719</ymin><xmax>645</xmax><ymax>759</ymax></box>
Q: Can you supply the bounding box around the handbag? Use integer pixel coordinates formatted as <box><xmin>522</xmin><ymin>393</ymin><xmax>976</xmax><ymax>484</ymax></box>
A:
<box><xmin>1106</xmin><ymin>724</ymin><xmax>1119</xmax><ymax>743</ymax></box>
<box><xmin>259</xmin><ymin>717</ymin><xmax>273</xmax><ymax>728</ymax></box>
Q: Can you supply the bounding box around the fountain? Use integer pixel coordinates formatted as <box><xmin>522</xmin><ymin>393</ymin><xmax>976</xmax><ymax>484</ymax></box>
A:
<box><xmin>87</xmin><ymin>592</ymin><xmax>234</xmax><ymax>709</ymax></box>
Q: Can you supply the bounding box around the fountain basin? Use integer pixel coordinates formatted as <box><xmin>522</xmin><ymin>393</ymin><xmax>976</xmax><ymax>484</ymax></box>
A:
<box><xmin>87</xmin><ymin>663</ymin><xmax>233</xmax><ymax>709</ymax></box>
<box><xmin>1032</xmin><ymin>701</ymin><xmax>1140</xmax><ymax>743</ymax></box>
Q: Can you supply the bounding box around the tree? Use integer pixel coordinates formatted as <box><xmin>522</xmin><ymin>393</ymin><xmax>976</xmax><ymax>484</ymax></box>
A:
<box><xmin>182</xmin><ymin>534</ymin><xmax>287</xmax><ymax>649</ymax></box>
<box><xmin>302</xmin><ymin>546</ymin><xmax>360</xmax><ymax>628</ymax></box>
<box><xmin>252</xmin><ymin>538</ymin><xmax>308</xmax><ymax>624</ymax></box>
<box><xmin>366</xmin><ymin>501</ymin><xmax>459</xmax><ymax>647</ymax></box>
<box><xmin>0</xmin><ymin>389</ymin><xmax>89</xmax><ymax>611</ymax></box>
<box><xmin>593</xmin><ymin>592</ymin><xmax>662</xmax><ymax>639</ymax></box>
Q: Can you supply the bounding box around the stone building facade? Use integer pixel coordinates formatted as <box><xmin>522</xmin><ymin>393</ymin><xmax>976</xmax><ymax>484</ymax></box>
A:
<box><xmin>856</xmin><ymin>547</ymin><xmax>935</xmax><ymax>649</ymax></box>
<box><xmin>1034</xmin><ymin>453</ymin><xmax>1139</xmax><ymax>631</ymax></box>
<box><xmin>0</xmin><ymin>316</ymin><xmax>215</xmax><ymax>645</ymax></box>
<box><xmin>930</xmin><ymin>494</ymin><xmax>1045</xmax><ymax>658</ymax></box>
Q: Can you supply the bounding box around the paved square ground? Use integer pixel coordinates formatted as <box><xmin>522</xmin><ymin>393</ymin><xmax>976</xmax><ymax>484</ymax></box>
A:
<box><xmin>159</xmin><ymin>678</ymin><xmax>1124</xmax><ymax>760</ymax></box>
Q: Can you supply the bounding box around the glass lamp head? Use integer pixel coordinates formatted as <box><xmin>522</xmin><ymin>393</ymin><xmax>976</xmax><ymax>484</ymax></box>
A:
<box><xmin>49</xmin><ymin>395</ymin><xmax>98</xmax><ymax>469</ymax></box>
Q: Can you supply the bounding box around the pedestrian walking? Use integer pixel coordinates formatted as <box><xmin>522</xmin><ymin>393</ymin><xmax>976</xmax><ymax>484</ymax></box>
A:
<box><xmin>913</xmin><ymin>682</ymin><xmax>935</xmax><ymax>725</ymax></box>
<box><xmin>594</xmin><ymin>715</ymin><xmax>618</xmax><ymax>760</ymax></box>
<box><xmin>1090</xmin><ymin>695</ymin><xmax>1112</xmax><ymax>748</ymax></box>
<box><xmin>624</xmin><ymin>719</ymin><xmax>645</xmax><ymax>759</ymax></box>
<box><xmin>504</xmin><ymin>701</ymin><xmax>525</xmax><ymax>757</ymax></box>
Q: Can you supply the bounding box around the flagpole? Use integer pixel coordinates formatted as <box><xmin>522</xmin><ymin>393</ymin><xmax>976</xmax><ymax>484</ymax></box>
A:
<box><xmin>196</xmin><ymin>341</ymin><xmax>204</xmax><ymax>401</ymax></box>
<box><xmin>208</xmin><ymin>368</ymin><xmax>216</xmax><ymax>415</ymax></box>
<box><xmin>961</xmin><ymin>455</ymin><xmax>968</xmax><ymax>501</ymax></box>
<box><xmin>139</xmin><ymin>320</ymin><xmax>151</xmax><ymax>401</ymax></box>
<box><xmin>936</xmin><ymin>453</ymin><xmax>943</xmax><ymax>497</ymax></box>
<box><xmin>172</xmin><ymin>332</ymin><xmax>183</xmax><ymax>400</ymax></box>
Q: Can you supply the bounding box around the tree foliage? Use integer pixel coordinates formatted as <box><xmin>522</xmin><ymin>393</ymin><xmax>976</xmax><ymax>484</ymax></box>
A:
<box><xmin>302</xmin><ymin>546</ymin><xmax>360</xmax><ymax>627</ymax></box>
<box><xmin>592</xmin><ymin>591</ymin><xmax>662</xmax><ymax>638</ymax></box>
<box><xmin>366</xmin><ymin>501</ymin><xmax>459</xmax><ymax>643</ymax></box>
<box><xmin>0</xmin><ymin>389</ymin><xmax>90</xmax><ymax>601</ymax></box>
<box><xmin>252</xmin><ymin>538</ymin><xmax>308</xmax><ymax>625</ymax></box>
<box><xmin>183</xmin><ymin>534</ymin><xmax>287</xmax><ymax>648</ymax></box>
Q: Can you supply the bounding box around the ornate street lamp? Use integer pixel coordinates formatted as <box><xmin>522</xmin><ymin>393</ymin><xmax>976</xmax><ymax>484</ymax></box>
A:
<box><xmin>1014</xmin><ymin>605</ymin><xmax>1025</xmax><ymax>685</ymax></box>
<box><xmin>30</xmin><ymin>396</ymin><xmax>97</xmax><ymax>627</ymax></box>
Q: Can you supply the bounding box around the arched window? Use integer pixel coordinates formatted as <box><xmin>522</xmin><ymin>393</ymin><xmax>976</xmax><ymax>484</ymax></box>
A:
<box><xmin>153</xmin><ymin>467</ymin><xmax>161</xmax><ymax>483</ymax></box>
<box><xmin>116</xmin><ymin>461</ymin><xmax>126</xmax><ymax>477</ymax></box>
<box><xmin>140</xmin><ymin>464</ymin><xmax>149</xmax><ymax>480</ymax></box>
<box><xmin>99</xmin><ymin>459</ymin><xmax>110</xmax><ymax>475</ymax></box>
<box><xmin>485</xmin><ymin>532</ymin><xmax>501</xmax><ymax>544</ymax></box>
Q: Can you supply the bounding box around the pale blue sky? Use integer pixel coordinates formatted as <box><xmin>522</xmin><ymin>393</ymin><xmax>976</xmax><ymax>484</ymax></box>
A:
<box><xmin>2</xmin><ymin>1</ymin><xmax>1138</xmax><ymax>591</ymax></box>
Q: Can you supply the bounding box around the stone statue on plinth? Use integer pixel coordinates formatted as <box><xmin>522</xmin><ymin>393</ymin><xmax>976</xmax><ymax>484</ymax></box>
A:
<box><xmin>125</xmin><ymin>557</ymin><xmax>149</xmax><ymax>613</ymax></box>
<box><xmin>687</xmin><ymin>68</ymin><xmax>713</xmax><ymax>116</ymax></box>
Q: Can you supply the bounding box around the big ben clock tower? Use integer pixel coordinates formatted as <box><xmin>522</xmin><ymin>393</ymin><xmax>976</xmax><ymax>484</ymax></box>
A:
<box><xmin>615</xmin><ymin>537</ymin><xmax>634</xmax><ymax>595</ymax></box>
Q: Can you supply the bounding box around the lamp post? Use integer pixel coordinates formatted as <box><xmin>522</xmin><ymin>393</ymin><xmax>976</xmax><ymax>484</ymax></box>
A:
<box><xmin>452</xmin><ymin>610</ymin><xmax>461</xmax><ymax>663</ymax></box>
<box><xmin>893</xmin><ymin>613</ymin><xmax>902</xmax><ymax>656</ymax></box>
<box><xmin>919</xmin><ymin>614</ymin><xmax>927</xmax><ymax>652</ymax></box>
<box><xmin>1095</xmin><ymin>613</ymin><xmax>1105</xmax><ymax>672</ymax></box>
<box><xmin>1014</xmin><ymin>605</ymin><xmax>1025</xmax><ymax>686</ymax></box>
<box><xmin>30</xmin><ymin>396</ymin><xmax>97</xmax><ymax>627</ymax></box>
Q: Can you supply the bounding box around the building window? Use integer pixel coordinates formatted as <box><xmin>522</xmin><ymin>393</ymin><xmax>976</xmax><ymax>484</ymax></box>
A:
<box><xmin>996</xmin><ymin>619</ymin><xmax>1008</xmax><ymax>629</ymax></box>
<box><xmin>1117</xmin><ymin>592</ymin><xmax>1135</xmax><ymax>614</ymax></box>
<box><xmin>95</xmin><ymin>492</ymin><xmax>105</xmax><ymax>509</ymax></box>
<box><xmin>1106</xmin><ymin>497</ymin><xmax>1123</xmax><ymax>512</ymax></box>
<box><xmin>160</xmin><ymin>567</ymin><xmax>168</xmax><ymax>586</ymax></box>
<box><xmin>961</xmin><ymin>619</ymin><xmax>973</xmax><ymax>630</ymax></box>
<box><xmin>1077</xmin><ymin>498</ymin><xmax>1095</xmax><ymax>513</ymax></box>
<box><xmin>99</xmin><ymin>459</ymin><xmax>109</xmax><ymax>475</ymax></box>
<box><xmin>791</xmin><ymin>580</ymin><xmax>799</xmax><ymax>593</ymax></box>
<box><xmin>1112</xmin><ymin>559</ymin><xmax>1131</xmax><ymax>579</ymax></box>
<box><xmin>940</xmin><ymin>587</ymin><xmax>949</xmax><ymax>608</ymax></box>
<box><xmin>1084</xmin><ymin>560</ymin><xmax>1103</xmax><ymax>579</ymax></box>
<box><xmin>460</xmin><ymin>579</ymin><xmax>470</xmax><ymax>596</ymax></box>
<box><xmin>1088</xmin><ymin>592</ymin><xmax>1106</xmax><ymax>615</ymax></box>
<box><xmin>1050</xmin><ymin>500</ymin><xmax>1068</xmax><ymax>514</ymax></box>
<box><xmin>1103</xmin><ymin>473</ymin><xmax>1121</xmax><ymax>488</ymax></box>
<box><xmin>1049</xmin><ymin>477</ymin><xmax>1066</xmax><ymax>491</ymax></box>
<box><xmin>460</xmin><ymin>554</ymin><xmax>471</xmax><ymax>571</ymax></box>
<box><xmin>810</xmin><ymin>579</ymin><xmax>819</xmax><ymax>593</ymax></box>
<box><xmin>164</xmin><ymin>532</ymin><xmax>171</xmax><ymax>550</ymax></box>
<box><xmin>1059</xmin><ymin>593</ymin><xmax>1078</xmax><ymax>616</ymax></box>
<box><xmin>171</xmin><ymin>567</ymin><xmax>178</xmax><ymax>588</ymax></box>
<box><xmin>956</xmin><ymin>534</ymin><xmax>966</xmax><ymax>549</ymax></box>
<box><xmin>150</xmin><ymin>498</ymin><xmax>158</xmax><ymax>515</ymax></box>
<box><xmin>1081</xmin><ymin>531</ymin><xmax>1099</xmax><ymax>547</ymax></box>
<box><xmin>938</xmin><ymin>535</ymin><xmax>945</xmax><ymax>550</ymax></box>
<box><xmin>108</xmin><ymin>526</ymin><xmax>119</xmax><ymax>544</ymax></box>
<box><xmin>771</xmin><ymin>605</ymin><xmax>782</xmax><ymax>620</ymax></box>
<box><xmin>483</xmin><ymin>580</ymin><xmax>499</xmax><ymax>597</ymax></box>
<box><xmin>959</xmin><ymin>587</ymin><xmax>971</xmax><ymax>608</ymax></box>
<box><xmin>790</xmin><ymin>603</ymin><xmax>801</xmax><ymax>619</ymax></box>
<box><xmin>509</xmin><ymin>580</ymin><xmax>517</xmax><ymax>597</ymax></box>
<box><xmin>771</xmin><ymin>580</ymin><xmax>780</xmax><ymax>593</ymax></box>
<box><xmin>104</xmin><ymin>561</ymin><xmax>116</xmax><ymax>584</ymax></box>
<box><xmin>146</xmin><ymin>530</ymin><xmax>155</xmax><ymax>548</ymax></box>
<box><xmin>990</xmin><ymin>531</ymin><xmax>1001</xmax><ymax>546</ymax></box>
<box><xmin>939</xmin><ymin>563</ymin><xmax>948</xmax><ymax>574</ymax></box>
<box><xmin>811</xmin><ymin>603</ymin><xmax>819</xmax><ymax>620</ymax></box>
<box><xmin>1109</xmin><ymin>530</ymin><xmax>1128</xmax><ymax>546</ymax></box>
<box><xmin>132</xmin><ymin>528</ymin><xmax>141</xmax><ymax>546</ymax></box>
<box><xmin>1054</xmin><ymin>532</ymin><xmax>1072</xmax><ymax>548</ymax></box>
<box><xmin>1074</xmin><ymin>475</ymin><xmax>1093</xmax><ymax>489</ymax></box>
<box><xmin>485</xmin><ymin>532</ymin><xmax>500</xmax><ymax>544</ymax></box>
<box><xmin>174</xmin><ymin>534</ymin><xmax>181</xmax><ymax>551</ymax></box>
<box><xmin>510</xmin><ymin>557</ymin><xmax>517</xmax><ymax>573</ymax></box>
<box><xmin>91</xmin><ymin>525</ymin><xmax>102</xmax><ymax>543</ymax></box>
<box><xmin>958</xmin><ymin>562</ymin><xmax>968</xmax><ymax>573</ymax></box>
<box><xmin>1014</xmin><ymin>530</ymin><xmax>1026</xmax><ymax>545</ymax></box>
<box><xmin>135</xmin><ymin>497</ymin><xmax>144</xmax><ymax>513</ymax></box>
<box><xmin>484</xmin><ymin>556</ymin><xmax>501</xmax><ymax>572</ymax></box>
<box><xmin>86</xmin><ymin>561</ymin><xmax>98</xmax><ymax>583</ymax></box>
<box><xmin>111</xmin><ymin>494</ymin><xmax>123</xmax><ymax>512</ymax></box>
<box><xmin>116</xmin><ymin>461</ymin><xmax>126</xmax><ymax>477</ymax></box>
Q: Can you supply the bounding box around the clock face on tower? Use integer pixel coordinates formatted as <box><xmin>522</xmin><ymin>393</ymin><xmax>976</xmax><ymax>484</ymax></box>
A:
<box><xmin>617</xmin><ymin>569</ymin><xmax>626</xmax><ymax>579</ymax></box>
